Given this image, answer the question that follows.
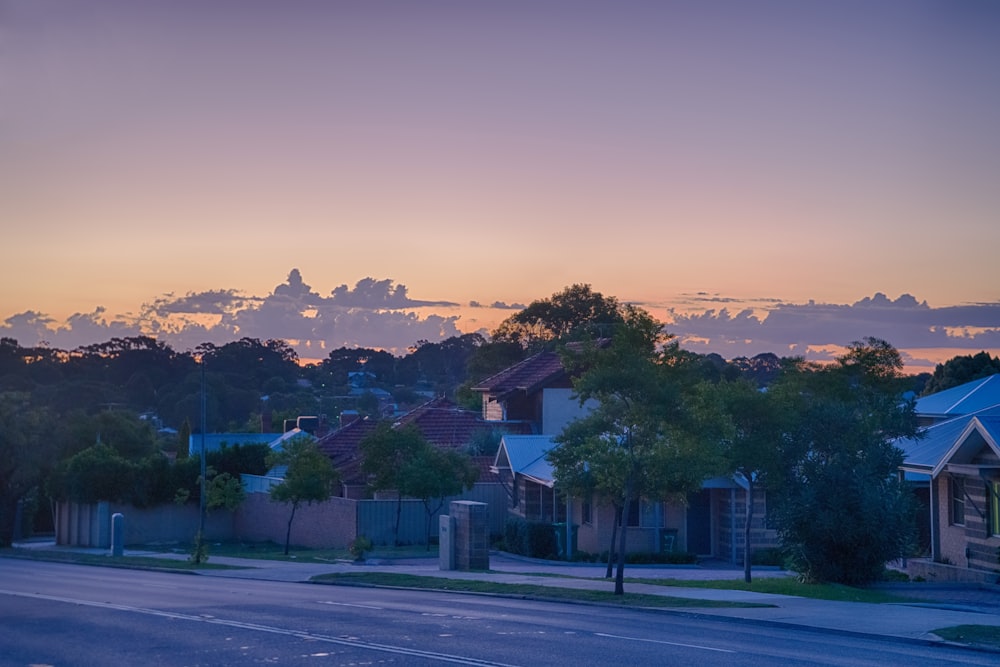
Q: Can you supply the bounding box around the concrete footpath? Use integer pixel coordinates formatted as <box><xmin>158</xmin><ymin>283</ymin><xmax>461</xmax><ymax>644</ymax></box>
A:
<box><xmin>10</xmin><ymin>541</ymin><xmax>1000</xmax><ymax>651</ymax></box>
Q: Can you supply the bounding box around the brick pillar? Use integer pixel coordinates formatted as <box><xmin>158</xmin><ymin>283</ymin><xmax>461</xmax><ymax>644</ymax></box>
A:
<box><xmin>451</xmin><ymin>500</ymin><xmax>489</xmax><ymax>571</ymax></box>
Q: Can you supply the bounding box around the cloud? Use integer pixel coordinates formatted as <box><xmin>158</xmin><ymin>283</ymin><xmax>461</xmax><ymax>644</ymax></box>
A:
<box><xmin>0</xmin><ymin>270</ymin><xmax>463</xmax><ymax>357</ymax></box>
<box><xmin>2</xmin><ymin>278</ymin><xmax>996</xmax><ymax>370</ymax></box>
<box><xmin>328</xmin><ymin>276</ymin><xmax>458</xmax><ymax>309</ymax></box>
<box><xmin>468</xmin><ymin>300</ymin><xmax>525</xmax><ymax>310</ymax></box>
<box><xmin>668</xmin><ymin>292</ymin><xmax>1000</xmax><ymax>363</ymax></box>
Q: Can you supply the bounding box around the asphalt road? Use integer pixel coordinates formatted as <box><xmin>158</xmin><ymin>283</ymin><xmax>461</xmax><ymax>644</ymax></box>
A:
<box><xmin>0</xmin><ymin>560</ymin><xmax>994</xmax><ymax>666</ymax></box>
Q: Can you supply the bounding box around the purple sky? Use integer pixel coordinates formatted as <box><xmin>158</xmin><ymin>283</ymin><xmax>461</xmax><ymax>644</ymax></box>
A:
<box><xmin>2</xmin><ymin>2</ymin><xmax>998</xmax><ymax>371</ymax></box>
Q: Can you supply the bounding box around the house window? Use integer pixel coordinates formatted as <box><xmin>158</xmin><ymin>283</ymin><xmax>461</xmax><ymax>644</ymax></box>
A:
<box><xmin>988</xmin><ymin>481</ymin><xmax>1000</xmax><ymax>537</ymax></box>
<box><xmin>624</xmin><ymin>499</ymin><xmax>660</xmax><ymax>528</ymax></box>
<box><xmin>625</xmin><ymin>501</ymin><xmax>640</xmax><ymax>527</ymax></box>
<box><xmin>581</xmin><ymin>496</ymin><xmax>592</xmax><ymax>525</ymax></box>
<box><xmin>950</xmin><ymin>476</ymin><xmax>966</xmax><ymax>526</ymax></box>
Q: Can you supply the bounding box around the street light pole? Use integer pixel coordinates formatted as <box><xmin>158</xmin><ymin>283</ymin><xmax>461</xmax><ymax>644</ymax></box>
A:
<box><xmin>199</xmin><ymin>359</ymin><xmax>207</xmax><ymax>540</ymax></box>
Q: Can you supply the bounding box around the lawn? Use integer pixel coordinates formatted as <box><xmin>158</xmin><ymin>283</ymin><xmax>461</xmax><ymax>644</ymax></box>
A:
<box><xmin>621</xmin><ymin>576</ymin><xmax>918</xmax><ymax>604</ymax></box>
<box><xmin>932</xmin><ymin>624</ymin><xmax>1000</xmax><ymax>650</ymax></box>
<box><xmin>137</xmin><ymin>540</ymin><xmax>436</xmax><ymax>563</ymax></box>
<box><xmin>1</xmin><ymin>547</ymin><xmax>240</xmax><ymax>571</ymax></box>
<box><xmin>310</xmin><ymin>571</ymin><xmax>773</xmax><ymax>609</ymax></box>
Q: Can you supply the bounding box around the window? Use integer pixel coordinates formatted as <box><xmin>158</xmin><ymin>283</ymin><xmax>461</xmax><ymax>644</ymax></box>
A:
<box><xmin>625</xmin><ymin>499</ymin><xmax>661</xmax><ymax>528</ymax></box>
<box><xmin>581</xmin><ymin>496</ymin><xmax>592</xmax><ymax>525</ymax></box>
<box><xmin>988</xmin><ymin>481</ymin><xmax>1000</xmax><ymax>537</ymax></box>
<box><xmin>951</xmin><ymin>476</ymin><xmax>966</xmax><ymax>526</ymax></box>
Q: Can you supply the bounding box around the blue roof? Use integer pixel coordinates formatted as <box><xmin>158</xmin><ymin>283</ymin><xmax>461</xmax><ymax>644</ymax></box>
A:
<box><xmin>495</xmin><ymin>435</ymin><xmax>557</xmax><ymax>487</ymax></box>
<box><xmin>915</xmin><ymin>374</ymin><xmax>1000</xmax><ymax>418</ymax></box>
<box><xmin>899</xmin><ymin>404</ymin><xmax>1000</xmax><ymax>473</ymax></box>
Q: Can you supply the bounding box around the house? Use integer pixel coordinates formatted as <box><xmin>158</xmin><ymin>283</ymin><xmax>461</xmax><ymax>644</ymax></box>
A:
<box><xmin>478</xmin><ymin>349</ymin><xmax>778</xmax><ymax>562</ymax></box>
<box><xmin>898</xmin><ymin>374</ymin><xmax>1000</xmax><ymax>581</ymax></box>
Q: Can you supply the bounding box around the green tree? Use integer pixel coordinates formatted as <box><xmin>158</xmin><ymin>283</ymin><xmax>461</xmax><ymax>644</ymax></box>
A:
<box><xmin>359</xmin><ymin>423</ymin><xmax>427</xmax><ymax>545</ymax></box>
<box><xmin>49</xmin><ymin>443</ymin><xmax>135</xmax><ymax>505</ymax></box>
<box><xmin>770</xmin><ymin>338</ymin><xmax>918</xmax><ymax>585</ymax></box>
<box><xmin>491</xmin><ymin>284</ymin><xmax>625</xmax><ymax>351</ymax></box>
<box><xmin>400</xmin><ymin>447</ymin><xmax>479</xmax><ymax>549</ymax></box>
<box><xmin>548</xmin><ymin>307</ymin><xmax>710</xmax><ymax>594</ymax></box>
<box><xmin>692</xmin><ymin>377</ymin><xmax>788</xmax><ymax>583</ymax></box>
<box><xmin>266</xmin><ymin>436</ymin><xmax>338</xmax><ymax>555</ymax></box>
<box><xmin>922</xmin><ymin>351</ymin><xmax>1000</xmax><ymax>395</ymax></box>
<box><xmin>0</xmin><ymin>393</ymin><xmax>56</xmax><ymax>547</ymax></box>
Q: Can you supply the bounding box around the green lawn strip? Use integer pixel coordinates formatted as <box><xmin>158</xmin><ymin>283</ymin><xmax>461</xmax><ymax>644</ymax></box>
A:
<box><xmin>310</xmin><ymin>572</ymin><xmax>773</xmax><ymax>608</ymax></box>
<box><xmin>619</xmin><ymin>576</ymin><xmax>918</xmax><ymax>604</ymax></box>
<box><xmin>137</xmin><ymin>541</ymin><xmax>435</xmax><ymax>563</ymax></box>
<box><xmin>932</xmin><ymin>625</ymin><xmax>1000</xmax><ymax>649</ymax></box>
<box><xmin>1</xmin><ymin>548</ymin><xmax>240</xmax><ymax>571</ymax></box>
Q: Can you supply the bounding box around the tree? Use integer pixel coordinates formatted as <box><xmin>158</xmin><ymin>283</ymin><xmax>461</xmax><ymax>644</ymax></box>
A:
<box><xmin>400</xmin><ymin>447</ymin><xmax>479</xmax><ymax>549</ymax></box>
<box><xmin>692</xmin><ymin>378</ymin><xmax>787</xmax><ymax>583</ymax></box>
<box><xmin>922</xmin><ymin>351</ymin><xmax>1000</xmax><ymax>395</ymax></box>
<box><xmin>548</xmin><ymin>306</ymin><xmax>710</xmax><ymax>594</ymax></box>
<box><xmin>359</xmin><ymin>423</ymin><xmax>427</xmax><ymax>545</ymax></box>
<box><xmin>491</xmin><ymin>284</ymin><xmax>625</xmax><ymax>351</ymax></box>
<box><xmin>266</xmin><ymin>436</ymin><xmax>338</xmax><ymax>555</ymax></box>
<box><xmin>0</xmin><ymin>393</ymin><xmax>56</xmax><ymax>547</ymax></box>
<box><xmin>769</xmin><ymin>338</ymin><xmax>918</xmax><ymax>585</ymax></box>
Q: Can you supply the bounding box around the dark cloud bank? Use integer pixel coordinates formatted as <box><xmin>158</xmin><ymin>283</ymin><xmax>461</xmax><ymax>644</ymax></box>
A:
<box><xmin>3</xmin><ymin>270</ymin><xmax>998</xmax><ymax>368</ymax></box>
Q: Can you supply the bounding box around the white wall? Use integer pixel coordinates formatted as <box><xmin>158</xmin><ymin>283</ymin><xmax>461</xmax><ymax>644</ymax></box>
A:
<box><xmin>541</xmin><ymin>388</ymin><xmax>597</xmax><ymax>435</ymax></box>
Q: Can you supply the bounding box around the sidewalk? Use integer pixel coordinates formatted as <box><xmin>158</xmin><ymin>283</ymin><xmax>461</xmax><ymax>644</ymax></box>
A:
<box><xmin>11</xmin><ymin>541</ymin><xmax>1000</xmax><ymax>650</ymax></box>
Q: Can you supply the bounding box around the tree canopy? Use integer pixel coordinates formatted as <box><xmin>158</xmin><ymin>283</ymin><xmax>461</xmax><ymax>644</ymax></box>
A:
<box><xmin>491</xmin><ymin>284</ymin><xmax>625</xmax><ymax>351</ymax></box>
<box><xmin>921</xmin><ymin>350</ymin><xmax>1000</xmax><ymax>395</ymax></box>
<box><xmin>548</xmin><ymin>306</ymin><xmax>711</xmax><ymax>594</ymax></box>
<box><xmin>266</xmin><ymin>436</ymin><xmax>339</xmax><ymax>554</ymax></box>
<box><xmin>768</xmin><ymin>338</ymin><xmax>919</xmax><ymax>585</ymax></box>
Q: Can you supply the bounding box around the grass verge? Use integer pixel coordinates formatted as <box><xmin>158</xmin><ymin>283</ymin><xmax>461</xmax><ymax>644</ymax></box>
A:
<box><xmin>933</xmin><ymin>625</ymin><xmax>1000</xmax><ymax>649</ymax></box>
<box><xmin>621</xmin><ymin>576</ymin><xmax>918</xmax><ymax>604</ymax></box>
<box><xmin>1</xmin><ymin>548</ymin><xmax>240</xmax><ymax>571</ymax></box>
<box><xmin>310</xmin><ymin>572</ymin><xmax>774</xmax><ymax>609</ymax></box>
<box><xmin>138</xmin><ymin>540</ymin><xmax>436</xmax><ymax>563</ymax></box>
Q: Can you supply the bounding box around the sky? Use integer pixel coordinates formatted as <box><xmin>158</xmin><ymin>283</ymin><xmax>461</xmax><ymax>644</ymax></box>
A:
<box><xmin>2</xmin><ymin>1</ymin><xmax>998</xmax><ymax>373</ymax></box>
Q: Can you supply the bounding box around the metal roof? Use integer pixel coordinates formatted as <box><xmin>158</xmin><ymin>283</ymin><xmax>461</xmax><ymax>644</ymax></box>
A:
<box><xmin>494</xmin><ymin>435</ymin><xmax>557</xmax><ymax>487</ymax></box>
<box><xmin>899</xmin><ymin>404</ymin><xmax>1000</xmax><ymax>473</ymax></box>
<box><xmin>914</xmin><ymin>374</ymin><xmax>1000</xmax><ymax>418</ymax></box>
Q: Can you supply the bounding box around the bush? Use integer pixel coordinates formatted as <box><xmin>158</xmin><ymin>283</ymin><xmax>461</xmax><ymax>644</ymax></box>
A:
<box><xmin>503</xmin><ymin>518</ymin><xmax>559</xmax><ymax>559</ymax></box>
<box><xmin>751</xmin><ymin>547</ymin><xmax>786</xmax><ymax>567</ymax></box>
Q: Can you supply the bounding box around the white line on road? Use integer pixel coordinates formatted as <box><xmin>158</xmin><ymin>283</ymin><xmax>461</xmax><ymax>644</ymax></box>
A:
<box><xmin>1</xmin><ymin>589</ymin><xmax>519</xmax><ymax>666</ymax></box>
<box><xmin>595</xmin><ymin>632</ymin><xmax>736</xmax><ymax>653</ymax></box>
<box><xmin>316</xmin><ymin>600</ymin><xmax>383</xmax><ymax>610</ymax></box>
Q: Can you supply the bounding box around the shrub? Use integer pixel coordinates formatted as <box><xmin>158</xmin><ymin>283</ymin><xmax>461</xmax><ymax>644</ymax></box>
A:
<box><xmin>503</xmin><ymin>518</ymin><xmax>559</xmax><ymax>559</ymax></box>
<box><xmin>751</xmin><ymin>547</ymin><xmax>786</xmax><ymax>567</ymax></box>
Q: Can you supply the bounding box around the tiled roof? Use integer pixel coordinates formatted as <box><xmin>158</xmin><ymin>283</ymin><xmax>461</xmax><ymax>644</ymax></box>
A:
<box><xmin>470</xmin><ymin>350</ymin><xmax>566</xmax><ymax>398</ymax></box>
<box><xmin>315</xmin><ymin>397</ymin><xmax>532</xmax><ymax>487</ymax></box>
<box><xmin>393</xmin><ymin>397</ymin><xmax>493</xmax><ymax>449</ymax></box>
<box><xmin>315</xmin><ymin>417</ymin><xmax>379</xmax><ymax>487</ymax></box>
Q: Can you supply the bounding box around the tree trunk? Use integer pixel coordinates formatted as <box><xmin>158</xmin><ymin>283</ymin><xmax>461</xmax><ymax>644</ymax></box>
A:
<box><xmin>284</xmin><ymin>501</ymin><xmax>299</xmax><ymax>555</ymax></box>
<box><xmin>615</xmin><ymin>482</ymin><xmax>634</xmax><ymax>595</ymax></box>
<box><xmin>743</xmin><ymin>478</ymin><xmax>754</xmax><ymax>584</ymax></box>
<box><xmin>605</xmin><ymin>505</ymin><xmax>620</xmax><ymax>579</ymax></box>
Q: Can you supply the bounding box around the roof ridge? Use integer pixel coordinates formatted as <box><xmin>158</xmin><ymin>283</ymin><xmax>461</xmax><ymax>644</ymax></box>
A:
<box><xmin>944</xmin><ymin>375</ymin><xmax>998</xmax><ymax>413</ymax></box>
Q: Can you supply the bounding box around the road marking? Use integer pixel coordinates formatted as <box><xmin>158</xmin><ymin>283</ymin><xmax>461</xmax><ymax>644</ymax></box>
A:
<box><xmin>317</xmin><ymin>600</ymin><xmax>383</xmax><ymax>610</ymax></box>
<box><xmin>595</xmin><ymin>632</ymin><xmax>736</xmax><ymax>653</ymax></box>
<box><xmin>2</xmin><ymin>589</ymin><xmax>519</xmax><ymax>666</ymax></box>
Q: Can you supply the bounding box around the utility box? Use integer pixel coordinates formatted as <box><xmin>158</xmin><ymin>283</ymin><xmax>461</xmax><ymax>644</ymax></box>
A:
<box><xmin>438</xmin><ymin>514</ymin><xmax>456</xmax><ymax>570</ymax></box>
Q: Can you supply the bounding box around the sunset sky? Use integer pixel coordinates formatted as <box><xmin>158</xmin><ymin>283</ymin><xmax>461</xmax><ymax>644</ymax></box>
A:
<box><xmin>2</xmin><ymin>1</ymin><xmax>998</xmax><ymax>372</ymax></box>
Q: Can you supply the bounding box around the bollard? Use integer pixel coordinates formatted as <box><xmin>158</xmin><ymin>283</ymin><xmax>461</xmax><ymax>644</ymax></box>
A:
<box><xmin>111</xmin><ymin>513</ymin><xmax>124</xmax><ymax>557</ymax></box>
